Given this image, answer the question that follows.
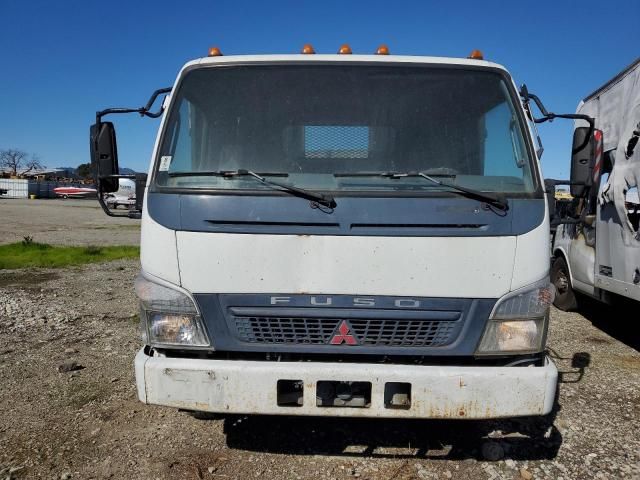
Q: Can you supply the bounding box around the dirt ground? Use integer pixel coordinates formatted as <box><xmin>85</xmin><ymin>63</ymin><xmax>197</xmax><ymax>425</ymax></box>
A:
<box><xmin>0</xmin><ymin>198</ymin><xmax>140</xmax><ymax>246</ymax></box>
<box><xmin>0</xmin><ymin>201</ymin><xmax>639</xmax><ymax>480</ymax></box>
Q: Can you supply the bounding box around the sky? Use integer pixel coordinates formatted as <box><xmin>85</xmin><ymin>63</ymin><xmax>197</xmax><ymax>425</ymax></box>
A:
<box><xmin>0</xmin><ymin>0</ymin><xmax>638</xmax><ymax>179</ymax></box>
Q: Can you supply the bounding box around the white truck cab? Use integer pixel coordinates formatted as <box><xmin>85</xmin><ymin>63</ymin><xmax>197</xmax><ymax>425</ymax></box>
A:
<box><xmin>91</xmin><ymin>47</ymin><xmax>560</xmax><ymax>419</ymax></box>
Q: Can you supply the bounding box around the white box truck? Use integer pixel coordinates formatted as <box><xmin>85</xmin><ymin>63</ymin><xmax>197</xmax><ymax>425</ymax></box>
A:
<box><xmin>90</xmin><ymin>45</ymin><xmax>580</xmax><ymax>420</ymax></box>
<box><xmin>550</xmin><ymin>58</ymin><xmax>640</xmax><ymax>310</ymax></box>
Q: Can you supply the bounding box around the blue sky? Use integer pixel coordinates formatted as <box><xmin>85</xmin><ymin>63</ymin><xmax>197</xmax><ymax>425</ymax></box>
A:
<box><xmin>0</xmin><ymin>0</ymin><xmax>638</xmax><ymax>179</ymax></box>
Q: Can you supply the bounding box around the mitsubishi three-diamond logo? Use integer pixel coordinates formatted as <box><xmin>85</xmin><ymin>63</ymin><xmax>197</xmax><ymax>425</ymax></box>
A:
<box><xmin>330</xmin><ymin>320</ymin><xmax>358</xmax><ymax>345</ymax></box>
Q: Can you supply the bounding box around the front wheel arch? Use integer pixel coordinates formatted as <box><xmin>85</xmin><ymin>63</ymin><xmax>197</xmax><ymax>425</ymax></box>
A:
<box><xmin>550</xmin><ymin>254</ymin><xmax>578</xmax><ymax>311</ymax></box>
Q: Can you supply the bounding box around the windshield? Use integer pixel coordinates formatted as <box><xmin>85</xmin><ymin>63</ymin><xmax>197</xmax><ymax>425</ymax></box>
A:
<box><xmin>155</xmin><ymin>64</ymin><xmax>536</xmax><ymax>194</ymax></box>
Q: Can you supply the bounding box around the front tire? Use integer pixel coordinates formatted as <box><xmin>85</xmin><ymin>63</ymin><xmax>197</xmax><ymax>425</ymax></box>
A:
<box><xmin>551</xmin><ymin>256</ymin><xmax>578</xmax><ymax>311</ymax></box>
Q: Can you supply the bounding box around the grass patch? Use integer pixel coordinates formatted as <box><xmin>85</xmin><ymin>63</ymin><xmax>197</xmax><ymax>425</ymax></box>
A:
<box><xmin>0</xmin><ymin>242</ymin><xmax>139</xmax><ymax>269</ymax></box>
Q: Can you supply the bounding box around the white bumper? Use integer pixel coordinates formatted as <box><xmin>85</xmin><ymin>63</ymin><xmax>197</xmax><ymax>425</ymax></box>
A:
<box><xmin>135</xmin><ymin>349</ymin><xmax>557</xmax><ymax>419</ymax></box>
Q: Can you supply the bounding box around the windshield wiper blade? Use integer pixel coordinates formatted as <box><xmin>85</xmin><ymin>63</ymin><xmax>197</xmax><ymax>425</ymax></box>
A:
<box><xmin>168</xmin><ymin>170</ymin><xmax>288</xmax><ymax>178</ymax></box>
<box><xmin>337</xmin><ymin>171</ymin><xmax>507</xmax><ymax>210</ymax></box>
<box><xmin>334</xmin><ymin>168</ymin><xmax>457</xmax><ymax>178</ymax></box>
<box><xmin>334</xmin><ymin>169</ymin><xmax>506</xmax><ymax>210</ymax></box>
<box><xmin>408</xmin><ymin>172</ymin><xmax>509</xmax><ymax>211</ymax></box>
<box><xmin>171</xmin><ymin>169</ymin><xmax>336</xmax><ymax>209</ymax></box>
<box><xmin>238</xmin><ymin>170</ymin><xmax>337</xmax><ymax>208</ymax></box>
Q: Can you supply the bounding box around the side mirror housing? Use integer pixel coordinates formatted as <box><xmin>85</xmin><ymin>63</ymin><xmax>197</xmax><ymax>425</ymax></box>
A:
<box><xmin>90</xmin><ymin>122</ymin><xmax>119</xmax><ymax>192</ymax></box>
<box><xmin>570</xmin><ymin>127</ymin><xmax>602</xmax><ymax>198</ymax></box>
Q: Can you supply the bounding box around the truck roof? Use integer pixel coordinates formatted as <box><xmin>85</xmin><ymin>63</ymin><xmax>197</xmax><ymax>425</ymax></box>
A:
<box><xmin>583</xmin><ymin>57</ymin><xmax>640</xmax><ymax>102</ymax></box>
<box><xmin>182</xmin><ymin>54</ymin><xmax>509</xmax><ymax>73</ymax></box>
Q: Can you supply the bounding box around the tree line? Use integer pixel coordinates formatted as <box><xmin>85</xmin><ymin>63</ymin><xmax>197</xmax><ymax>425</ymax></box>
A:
<box><xmin>0</xmin><ymin>149</ymin><xmax>43</xmax><ymax>176</ymax></box>
<box><xmin>0</xmin><ymin>148</ymin><xmax>92</xmax><ymax>178</ymax></box>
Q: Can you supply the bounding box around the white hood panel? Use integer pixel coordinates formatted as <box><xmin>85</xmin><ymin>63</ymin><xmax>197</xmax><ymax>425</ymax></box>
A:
<box><xmin>176</xmin><ymin>232</ymin><xmax>517</xmax><ymax>298</ymax></box>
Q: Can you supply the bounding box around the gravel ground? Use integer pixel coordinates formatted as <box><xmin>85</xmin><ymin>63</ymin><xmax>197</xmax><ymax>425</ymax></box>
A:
<box><xmin>0</xmin><ymin>199</ymin><xmax>139</xmax><ymax>246</ymax></box>
<box><xmin>0</xmin><ymin>262</ymin><xmax>638</xmax><ymax>480</ymax></box>
<box><xmin>0</xmin><ymin>202</ymin><xmax>638</xmax><ymax>479</ymax></box>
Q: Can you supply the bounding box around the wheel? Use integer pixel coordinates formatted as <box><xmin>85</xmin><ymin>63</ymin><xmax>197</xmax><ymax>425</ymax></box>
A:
<box><xmin>551</xmin><ymin>256</ymin><xmax>578</xmax><ymax>311</ymax></box>
<box><xmin>62</xmin><ymin>194</ymin><xmax>68</xmax><ymax>199</ymax></box>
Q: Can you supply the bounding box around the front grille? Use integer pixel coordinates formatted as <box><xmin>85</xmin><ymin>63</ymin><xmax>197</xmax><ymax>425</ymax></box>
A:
<box><xmin>233</xmin><ymin>316</ymin><xmax>458</xmax><ymax>347</ymax></box>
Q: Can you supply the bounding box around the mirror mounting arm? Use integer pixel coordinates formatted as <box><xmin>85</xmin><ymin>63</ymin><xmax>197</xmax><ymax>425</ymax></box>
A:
<box><xmin>95</xmin><ymin>87</ymin><xmax>172</xmax><ymax>124</ymax></box>
<box><xmin>546</xmin><ymin>179</ymin><xmax>586</xmax><ymax>187</ymax></box>
<box><xmin>519</xmin><ymin>85</ymin><xmax>595</xmax><ymax>153</ymax></box>
<box><xmin>95</xmin><ymin>174</ymin><xmax>146</xmax><ymax>219</ymax></box>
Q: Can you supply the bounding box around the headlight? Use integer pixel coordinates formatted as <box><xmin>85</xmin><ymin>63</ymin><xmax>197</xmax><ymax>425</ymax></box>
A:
<box><xmin>135</xmin><ymin>274</ymin><xmax>210</xmax><ymax>347</ymax></box>
<box><xmin>146</xmin><ymin>313</ymin><xmax>209</xmax><ymax>346</ymax></box>
<box><xmin>476</xmin><ymin>278</ymin><xmax>554</xmax><ymax>355</ymax></box>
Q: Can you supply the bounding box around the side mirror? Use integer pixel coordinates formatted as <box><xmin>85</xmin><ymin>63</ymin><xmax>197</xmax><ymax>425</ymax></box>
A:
<box><xmin>570</xmin><ymin>127</ymin><xmax>602</xmax><ymax>198</ymax></box>
<box><xmin>90</xmin><ymin>122</ymin><xmax>119</xmax><ymax>192</ymax></box>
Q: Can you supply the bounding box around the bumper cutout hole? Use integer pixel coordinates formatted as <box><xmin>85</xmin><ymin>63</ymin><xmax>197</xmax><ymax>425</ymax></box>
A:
<box><xmin>277</xmin><ymin>379</ymin><xmax>303</xmax><ymax>407</ymax></box>
<box><xmin>384</xmin><ymin>382</ymin><xmax>411</xmax><ymax>409</ymax></box>
<box><xmin>316</xmin><ymin>381</ymin><xmax>371</xmax><ymax>408</ymax></box>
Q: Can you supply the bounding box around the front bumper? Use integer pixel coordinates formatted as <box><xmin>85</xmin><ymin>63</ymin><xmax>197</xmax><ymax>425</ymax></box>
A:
<box><xmin>134</xmin><ymin>349</ymin><xmax>557</xmax><ymax>419</ymax></box>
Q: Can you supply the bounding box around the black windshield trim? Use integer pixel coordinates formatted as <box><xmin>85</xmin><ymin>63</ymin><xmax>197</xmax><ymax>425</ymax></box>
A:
<box><xmin>146</xmin><ymin>192</ymin><xmax>546</xmax><ymax>237</ymax></box>
<box><xmin>149</xmin><ymin>185</ymin><xmax>542</xmax><ymax>199</ymax></box>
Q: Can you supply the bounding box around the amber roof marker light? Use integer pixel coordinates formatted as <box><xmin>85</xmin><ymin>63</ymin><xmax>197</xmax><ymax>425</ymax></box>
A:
<box><xmin>338</xmin><ymin>44</ymin><xmax>353</xmax><ymax>54</ymax></box>
<box><xmin>208</xmin><ymin>46</ymin><xmax>223</xmax><ymax>57</ymax></box>
<box><xmin>301</xmin><ymin>44</ymin><xmax>316</xmax><ymax>54</ymax></box>
<box><xmin>467</xmin><ymin>49</ymin><xmax>484</xmax><ymax>60</ymax></box>
<box><xmin>376</xmin><ymin>45</ymin><xmax>390</xmax><ymax>55</ymax></box>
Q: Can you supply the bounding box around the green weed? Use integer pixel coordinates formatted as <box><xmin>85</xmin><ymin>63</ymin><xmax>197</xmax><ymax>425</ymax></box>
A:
<box><xmin>0</xmin><ymin>242</ymin><xmax>139</xmax><ymax>269</ymax></box>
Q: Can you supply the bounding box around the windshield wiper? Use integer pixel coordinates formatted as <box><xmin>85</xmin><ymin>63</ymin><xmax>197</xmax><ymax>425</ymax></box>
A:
<box><xmin>398</xmin><ymin>172</ymin><xmax>508</xmax><ymax>211</ymax></box>
<box><xmin>168</xmin><ymin>170</ymin><xmax>288</xmax><ymax>178</ymax></box>
<box><xmin>334</xmin><ymin>167</ymin><xmax>458</xmax><ymax>178</ymax></box>
<box><xmin>169</xmin><ymin>169</ymin><xmax>337</xmax><ymax>209</ymax></box>
<box><xmin>334</xmin><ymin>170</ymin><xmax>508</xmax><ymax>211</ymax></box>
